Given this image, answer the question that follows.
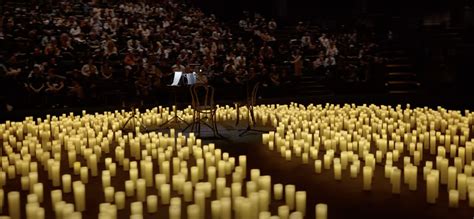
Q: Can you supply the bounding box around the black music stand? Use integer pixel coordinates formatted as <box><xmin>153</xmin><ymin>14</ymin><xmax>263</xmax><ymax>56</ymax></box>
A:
<box><xmin>121</xmin><ymin>105</ymin><xmax>148</xmax><ymax>134</ymax></box>
<box><xmin>236</xmin><ymin>81</ymin><xmax>267</xmax><ymax>136</ymax></box>
<box><xmin>160</xmin><ymin>72</ymin><xmax>195</xmax><ymax>129</ymax></box>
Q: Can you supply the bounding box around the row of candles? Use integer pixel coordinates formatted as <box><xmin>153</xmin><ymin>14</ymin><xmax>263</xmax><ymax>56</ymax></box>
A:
<box><xmin>259</xmin><ymin>103</ymin><xmax>474</xmax><ymax>208</ymax></box>
<box><xmin>0</xmin><ymin>105</ymin><xmax>330</xmax><ymax>219</ymax></box>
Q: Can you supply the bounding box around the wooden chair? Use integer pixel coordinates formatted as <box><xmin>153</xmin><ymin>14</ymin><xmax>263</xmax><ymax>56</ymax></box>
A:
<box><xmin>189</xmin><ymin>84</ymin><xmax>219</xmax><ymax>137</ymax></box>
<box><xmin>235</xmin><ymin>82</ymin><xmax>265</xmax><ymax>136</ymax></box>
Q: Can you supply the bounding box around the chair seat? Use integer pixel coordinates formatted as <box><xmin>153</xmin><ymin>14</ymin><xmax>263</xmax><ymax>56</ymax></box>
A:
<box><xmin>196</xmin><ymin>105</ymin><xmax>214</xmax><ymax>112</ymax></box>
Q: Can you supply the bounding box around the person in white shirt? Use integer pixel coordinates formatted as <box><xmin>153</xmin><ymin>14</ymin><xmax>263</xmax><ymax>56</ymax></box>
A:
<box><xmin>268</xmin><ymin>19</ymin><xmax>277</xmax><ymax>31</ymax></box>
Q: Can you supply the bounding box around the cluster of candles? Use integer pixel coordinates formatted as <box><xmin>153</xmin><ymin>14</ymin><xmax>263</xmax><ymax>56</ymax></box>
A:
<box><xmin>0</xmin><ymin>105</ymin><xmax>328</xmax><ymax>219</ymax></box>
<box><xmin>260</xmin><ymin>103</ymin><xmax>474</xmax><ymax>208</ymax></box>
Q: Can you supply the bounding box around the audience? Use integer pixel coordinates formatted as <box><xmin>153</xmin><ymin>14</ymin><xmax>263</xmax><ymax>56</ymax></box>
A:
<box><xmin>0</xmin><ymin>0</ymin><xmax>384</xmax><ymax>110</ymax></box>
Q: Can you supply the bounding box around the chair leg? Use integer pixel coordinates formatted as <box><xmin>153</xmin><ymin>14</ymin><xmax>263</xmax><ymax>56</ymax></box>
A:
<box><xmin>249</xmin><ymin>105</ymin><xmax>257</xmax><ymax>128</ymax></box>
<box><xmin>235</xmin><ymin>104</ymin><xmax>240</xmax><ymax>126</ymax></box>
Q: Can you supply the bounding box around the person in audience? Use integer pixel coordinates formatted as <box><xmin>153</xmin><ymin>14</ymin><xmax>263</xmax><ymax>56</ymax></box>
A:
<box><xmin>81</xmin><ymin>59</ymin><xmax>99</xmax><ymax>78</ymax></box>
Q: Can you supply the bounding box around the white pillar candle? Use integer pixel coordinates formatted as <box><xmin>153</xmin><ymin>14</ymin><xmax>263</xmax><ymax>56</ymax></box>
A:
<box><xmin>208</xmin><ymin>166</ymin><xmax>216</xmax><ymax>189</ymax></box>
<box><xmin>160</xmin><ymin>184</ymin><xmax>170</xmax><ymax>205</ymax></box>
<box><xmin>114</xmin><ymin>191</ymin><xmax>125</xmax><ymax>210</ymax></box>
<box><xmin>449</xmin><ymin>190</ymin><xmax>459</xmax><ymax>208</ymax></box>
<box><xmin>426</xmin><ymin>174</ymin><xmax>437</xmax><ymax>204</ymax></box>
<box><xmin>146</xmin><ymin>195</ymin><xmax>158</xmax><ymax>213</ymax></box>
<box><xmin>32</xmin><ymin>183</ymin><xmax>43</xmax><ymax>203</ymax></box>
<box><xmin>334</xmin><ymin>163</ymin><xmax>342</xmax><ymax>180</ymax></box>
<box><xmin>350</xmin><ymin>164</ymin><xmax>358</xmax><ymax>178</ymax></box>
<box><xmin>73</xmin><ymin>181</ymin><xmax>85</xmax><ymax>212</ymax></box>
<box><xmin>21</xmin><ymin>176</ymin><xmax>29</xmax><ymax>191</ymax></box>
<box><xmin>285</xmin><ymin>185</ymin><xmax>295</xmax><ymax>210</ymax></box>
<box><xmin>295</xmin><ymin>191</ymin><xmax>306</xmax><ymax>216</ymax></box>
<box><xmin>239</xmin><ymin>156</ymin><xmax>247</xmax><ymax>179</ymax></box>
<box><xmin>315</xmin><ymin>203</ymin><xmax>328</xmax><ymax>219</ymax></box>
<box><xmin>130</xmin><ymin>201</ymin><xmax>143</xmax><ymax>215</ymax></box>
<box><xmin>448</xmin><ymin>166</ymin><xmax>457</xmax><ymax>190</ymax></box>
<box><xmin>246</xmin><ymin>181</ymin><xmax>257</xmax><ymax>197</ymax></box>
<box><xmin>216</xmin><ymin>178</ymin><xmax>226</xmax><ymax>199</ymax></box>
<box><xmin>61</xmin><ymin>174</ymin><xmax>72</xmax><ymax>193</ymax></box>
<box><xmin>408</xmin><ymin>166</ymin><xmax>418</xmax><ymax>191</ymax></box>
<box><xmin>220</xmin><ymin>197</ymin><xmax>232</xmax><ymax>219</ymax></box>
<box><xmin>278</xmin><ymin>205</ymin><xmax>290</xmax><ymax>219</ymax></box>
<box><xmin>169</xmin><ymin>205</ymin><xmax>181</xmax><ymax>219</ymax></box>
<box><xmin>315</xmin><ymin>160</ymin><xmax>322</xmax><ymax>174</ymax></box>
<box><xmin>231</xmin><ymin>182</ymin><xmax>242</xmax><ymax>204</ymax></box>
<box><xmin>440</xmin><ymin>158</ymin><xmax>448</xmax><ymax>185</ymax></box>
<box><xmin>51</xmin><ymin>190</ymin><xmax>62</xmax><ymax>208</ymax></box>
<box><xmin>104</xmin><ymin>187</ymin><xmax>114</xmax><ymax>203</ymax></box>
<box><xmin>274</xmin><ymin>184</ymin><xmax>283</xmax><ymax>200</ymax></box>
<box><xmin>155</xmin><ymin>174</ymin><xmax>166</xmax><ymax>192</ymax></box>
<box><xmin>102</xmin><ymin>171</ymin><xmax>111</xmax><ymax>188</ymax></box>
<box><xmin>52</xmin><ymin>163</ymin><xmax>61</xmax><ymax>187</ymax></box>
<box><xmin>259</xmin><ymin>211</ymin><xmax>271</xmax><ymax>219</ymax></box>
<box><xmin>89</xmin><ymin>154</ymin><xmax>98</xmax><ymax>177</ymax></box>
<box><xmin>259</xmin><ymin>190</ymin><xmax>270</xmax><ymax>212</ymax></box>
<box><xmin>391</xmin><ymin>168</ymin><xmax>401</xmax><ymax>194</ymax></box>
<box><xmin>80</xmin><ymin>167</ymin><xmax>88</xmax><ymax>184</ymax></box>
<box><xmin>187</xmin><ymin>204</ymin><xmax>200</xmax><ymax>219</ymax></box>
<box><xmin>194</xmin><ymin>190</ymin><xmax>205</xmax><ymax>219</ymax></box>
<box><xmin>211</xmin><ymin>200</ymin><xmax>221</xmax><ymax>219</ymax></box>
<box><xmin>125</xmin><ymin>180</ymin><xmax>135</xmax><ymax>197</ymax></box>
<box><xmin>136</xmin><ymin>178</ymin><xmax>147</xmax><ymax>202</ymax></box>
<box><xmin>363</xmin><ymin>166</ymin><xmax>373</xmax><ymax>191</ymax></box>
<box><xmin>458</xmin><ymin>174</ymin><xmax>467</xmax><ymax>200</ymax></box>
<box><xmin>196</xmin><ymin>159</ymin><xmax>204</xmax><ymax>180</ymax></box>
<box><xmin>8</xmin><ymin>192</ymin><xmax>20</xmax><ymax>219</ymax></box>
<box><xmin>183</xmin><ymin>181</ymin><xmax>193</xmax><ymax>202</ymax></box>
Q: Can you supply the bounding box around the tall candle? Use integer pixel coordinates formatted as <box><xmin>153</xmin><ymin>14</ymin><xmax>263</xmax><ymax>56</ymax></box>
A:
<box><xmin>239</xmin><ymin>156</ymin><xmax>247</xmax><ymax>179</ymax></box>
<box><xmin>155</xmin><ymin>174</ymin><xmax>166</xmax><ymax>192</ymax></box>
<box><xmin>51</xmin><ymin>190</ymin><xmax>62</xmax><ymax>208</ymax></box>
<box><xmin>125</xmin><ymin>180</ymin><xmax>135</xmax><ymax>197</ymax></box>
<box><xmin>104</xmin><ymin>187</ymin><xmax>114</xmax><ymax>203</ymax></box>
<box><xmin>146</xmin><ymin>195</ymin><xmax>158</xmax><ymax>213</ymax></box>
<box><xmin>21</xmin><ymin>176</ymin><xmax>29</xmax><ymax>191</ymax></box>
<box><xmin>73</xmin><ymin>181</ymin><xmax>85</xmax><ymax>212</ymax></box>
<box><xmin>216</xmin><ymin>178</ymin><xmax>226</xmax><ymax>199</ymax></box>
<box><xmin>8</xmin><ymin>192</ymin><xmax>20</xmax><ymax>219</ymax></box>
<box><xmin>169</xmin><ymin>205</ymin><xmax>181</xmax><ymax>219</ymax></box>
<box><xmin>449</xmin><ymin>190</ymin><xmax>459</xmax><ymax>208</ymax></box>
<box><xmin>259</xmin><ymin>190</ymin><xmax>270</xmax><ymax>212</ymax></box>
<box><xmin>115</xmin><ymin>191</ymin><xmax>125</xmax><ymax>210</ymax></box>
<box><xmin>208</xmin><ymin>166</ymin><xmax>217</xmax><ymax>189</ymax></box>
<box><xmin>426</xmin><ymin>174</ymin><xmax>437</xmax><ymax>204</ymax></box>
<box><xmin>391</xmin><ymin>168</ymin><xmax>401</xmax><ymax>194</ymax></box>
<box><xmin>90</xmin><ymin>154</ymin><xmax>98</xmax><ymax>177</ymax></box>
<box><xmin>315</xmin><ymin>160</ymin><xmax>322</xmax><ymax>174</ymax></box>
<box><xmin>183</xmin><ymin>181</ymin><xmax>193</xmax><ymax>202</ymax></box>
<box><xmin>285</xmin><ymin>185</ymin><xmax>295</xmax><ymax>210</ymax></box>
<box><xmin>187</xmin><ymin>204</ymin><xmax>200</xmax><ymax>219</ymax></box>
<box><xmin>278</xmin><ymin>205</ymin><xmax>290</xmax><ymax>219</ymax></box>
<box><xmin>80</xmin><ymin>167</ymin><xmax>88</xmax><ymax>184</ymax></box>
<box><xmin>448</xmin><ymin>166</ymin><xmax>457</xmax><ymax>190</ymax></box>
<box><xmin>131</xmin><ymin>201</ymin><xmax>143</xmax><ymax>215</ymax></box>
<box><xmin>315</xmin><ymin>203</ymin><xmax>328</xmax><ymax>219</ymax></box>
<box><xmin>296</xmin><ymin>191</ymin><xmax>306</xmax><ymax>216</ymax></box>
<box><xmin>220</xmin><ymin>197</ymin><xmax>232</xmax><ymax>219</ymax></box>
<box><xmin>274</xmin><ymin>184</ymin><xmax>283</xmax><ymax>200</ymax></box>
<box><xmin>160</xmin><ymin>184</ymin><xmax>170</xmax><ymax>205</ymax></box>
<box><xmin>458</xmin><ymin>174</ymin><xmax>467</xmax><ymax>200</ymax></box>
<box><xmin>61</xmin><ymin>174</ymin><xmax>72</xmax><ymax>193</ymax></box>
<box><xmin>211</xmin><ymin>200</ymin><xmax>221</xmax><ymax>219</ymax></box>
<box><xmin>363</xmin><ymin>166</ymin><xmax>373</xmax><ymax>191</ymax></box>
<box><xmin>194</xmin><ymin>190</ymin><xmax>205</xmax><ymax>219</ymax></box>
<box><xmin>334</xmin><ymin>163</ymin><xmax>342</xmax><ymax>180</ymax></box>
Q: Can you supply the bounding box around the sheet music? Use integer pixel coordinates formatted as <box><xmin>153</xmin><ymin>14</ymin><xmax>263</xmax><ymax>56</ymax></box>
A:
<box><xmin>170</xmin><ymin>71</ymin><xmax>183</xmax><ymax>86</ymax></box>
<box><xmin>185</xmin><ymin>72</ymin><xmax>197</xmax><ymax>85</ymax></box>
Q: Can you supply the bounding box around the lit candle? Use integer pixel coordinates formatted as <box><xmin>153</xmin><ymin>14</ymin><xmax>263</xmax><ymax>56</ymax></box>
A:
<box><xmin>125</xmin><ymin>180</ymin><xmax>135</xmax><ymax>197</ymax></box>
<box><xmin>239</xmin><ymin>156</ymin><xmax>247</xmax><ymax>179</ymax></box>
<box><xmin>73</xmin><ymin>181</ymin><xmax>85</xmax><ymax>212</ymax></box>
<box><xmin>458</xmin><ymin>174</ymin><xmax>467</xmax><ymax>200</ymax></box>
<box><xmin>194</xmin><ymin>190</ymin><xmax>205</xmax><ymax>219</ymax></box>
<box><xmin>90</xmin><ymin>154</ymin><xmax>98</xmax><ymax>177</ymax></box>
<box><xmin>285</xmin><ymin>184</ymin><xmax>295</xmax><ymax>210</ymax></box>
<box><xmin>259</xmin><ymin>190</ymin><xmax>270</xmax><ymax>212</ymax></box>
<box><xmin>216</xmin><ymin>178</ymin><xmax>226</xmax><ymax>199</ymax></box>
<box><xmin>104</xmin><ymin>186</ymin><xmax>114</xmax><ymax>203</ymax></box>
<box><xmin>51</xmin><ymin>190</ymin><xmax>62</xmax><ymax>208</ymax></box>
<box><xmin>187</xmin><ymin>204</ymin><xmax>200</xmax><ymax>219</ymax></box>
<box><xmin>208</xmin><ymin>166</ymin><xmax>217</xmax><ymax>189</ymax></box>
<box><xmin>274</xmin><ymin>183</ymin><xmax>283</xmax><ymax>200</ymax></box>
<box><xmin>21</xmin><ymin>176</ymin><xmax>29</xmax><ymax>191</ymax></box>
<box><xmin>8</xmin><ymin>191</ymin><xmax>20</xmax><ymax>219</ymax></box>
<box><xmin>102</xmin><ymin>171</ymin><xmax>111</xmax><ymax>188</ymax></box>
<box><xmin>32</xmin><ymin>183</ymin><xmax>43</xmax><ymax>203</ymax></box>
<box><xmin>146</xmin><ymin>195</ymin><xmax>158</xmax><ymax>213</ymax></box>
<box><xmin>426</xmin><ymin>174</ymin><xmax>437</xmax><ymax>204</ymax></box>
<box><xmin>363</xmin><ymin>166</ymin><xmax>373</xmax><ymax>191</ymax></box>
<box><xmin>169</xmin><ymin>205</ymin><xmax>181</xmax><ymax>219</ymax></box>
<box><xmin>448</xmin><ymin>166</ymin><xmax>457</xmax><ymax>190</ymax></box>
<box><xmin>315</xmin><ymin>160</ymin><xmax>322</xmax><ymax>174</ymax></box>
<box><xmin>130</xmin><ymin>201</ymin><xmax>143</xmax><ymax>215</ymax></box>
<box><xmin>80</xmin><ymin>167</ymin><xmax>88</xmax><ymax>184</ymax></box>
<box><xmin>449</xmin><ymin>190</ymin><xmax>459</xmax><ymax>208</ymax></box>
<box><xmin>160</xmin><ymin>184</ymin><xmax>170</xmax><ymax>205</ymax></box>
<box><xmin>315</xmin><ymin>203</ymin><xmax>328</xmax><ymax>219</ymax></box>
<box><xmin>183</xmin><ymin>181</ymin><xmax>193</xmax><ymax>202</ymax></box>
<box><xmin>220</xmin><ymin>197</ymin><xmax>232</xmax><ymax>219</ymax></box>
<box><xmin>115</xmin><ymin>191</ymin><xmax>125</xmax><ymax>210</ymax></box>
<box><xmin>155</xmin><ymin>174</ymin><xmax>166</xmax><ymax>192</ymax></box>
<box><xmin>391</xmin><ymin>168</ymin><xmax>401</xmax><ymax>194</ymax></box>
<box><xmin>278</xmin><ymin>205</ymin><xmax>290</xmax><ymax>219</ymax></box>
<box><xmin>211</xmin><ymin>200</ymin><xmax>221</xmax><ymax>219</ymax></box>
<box><xmin>334</xmin><ymin>163</ymin><xmax>342</xmax><ymax>180</ymax></box>
<box><xmin>296</xmin><ymin>191</ymin><xmax>306</xmax><ymax>216</ymax></box>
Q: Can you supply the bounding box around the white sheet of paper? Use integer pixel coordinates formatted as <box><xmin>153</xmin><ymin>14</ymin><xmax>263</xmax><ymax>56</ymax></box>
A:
<box><xmin>185</xmin><ymin>72</ymin><xmax>197</xmax><ymax>85</ymax></box>
<box><xmin>170</xmin><ymin>71</ymin><xmax>183</xmax><ymax>86</ymax></box>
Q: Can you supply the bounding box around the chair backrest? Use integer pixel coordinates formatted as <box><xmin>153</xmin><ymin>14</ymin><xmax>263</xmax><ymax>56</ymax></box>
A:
<box><xmin>190</xmin><ymin>84</ymin><xmax>215</xmax><ymax>109</ymax></box>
